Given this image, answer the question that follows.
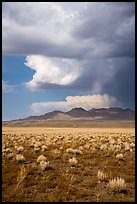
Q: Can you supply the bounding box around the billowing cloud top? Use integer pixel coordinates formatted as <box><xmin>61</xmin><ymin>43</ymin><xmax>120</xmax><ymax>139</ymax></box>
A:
<box><xmin>31</xmin><ymin>94</ymin><xmax>120</xmax><ymax>114</ymax></box>
<box><xmin>25</xmin><ymin>55</ymin><xmax>82</xmax><ymax>89</ymax></box>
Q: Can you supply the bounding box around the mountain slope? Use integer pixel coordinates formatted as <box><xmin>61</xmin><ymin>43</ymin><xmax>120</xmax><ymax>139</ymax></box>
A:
<box><xmin>3</xmin><ymin>107</ymin><xmax>135</xmax><ymax>123</ymax></box>
<box><xmin>66</xmin><ymin>108</ymin><xmax>91</xmax><ymax>118</ymax></box>
<box><xmin>88</xmin><ymin>107</ymin><xmax>135</xmax><ymax>120</ymax></box>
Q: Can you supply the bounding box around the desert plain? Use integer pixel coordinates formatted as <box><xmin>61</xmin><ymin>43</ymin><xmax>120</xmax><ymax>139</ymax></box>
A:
<box><xmin>2</xmin><ymin>120</ymin><xmax>135</xmax><ymax>202</ymax></box>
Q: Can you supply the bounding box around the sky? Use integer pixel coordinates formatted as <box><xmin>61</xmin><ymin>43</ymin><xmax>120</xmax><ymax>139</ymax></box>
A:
<box><xmin>2</xmin><ymin>2</ymin><xmax>135</xmax><ymax>121</ymax></box>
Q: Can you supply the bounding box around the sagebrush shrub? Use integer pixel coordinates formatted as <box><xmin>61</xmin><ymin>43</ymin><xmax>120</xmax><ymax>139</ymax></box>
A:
<box><xmin>107</xmin><ymin>177</ymin><xmax>127</xmax><ymax>192</ymax></box>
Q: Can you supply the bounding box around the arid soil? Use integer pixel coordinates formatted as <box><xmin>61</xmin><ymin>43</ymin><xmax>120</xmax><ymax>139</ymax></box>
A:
<box><xmin>2</xmin><ymin>126</ymin><xmax>135</xmax><ymax>202</ymax></box>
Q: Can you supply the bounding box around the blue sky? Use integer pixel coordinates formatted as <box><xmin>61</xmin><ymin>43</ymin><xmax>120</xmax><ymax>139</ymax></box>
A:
<box><xmin>2</xmin><ymin>2</ymin><xmax>135</xmax><ymax>121</ymax></box>
<box><xmin>2</xmin><ymin>55</ymin><xmax>34</xmax><ymax>84</ymax></box>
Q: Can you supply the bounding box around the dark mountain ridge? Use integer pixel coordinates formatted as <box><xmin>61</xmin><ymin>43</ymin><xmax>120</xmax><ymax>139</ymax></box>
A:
<box><xmin>3</xmin><ymin>107</ymin><xmax>135</xmax><ymax>123</ymax></box>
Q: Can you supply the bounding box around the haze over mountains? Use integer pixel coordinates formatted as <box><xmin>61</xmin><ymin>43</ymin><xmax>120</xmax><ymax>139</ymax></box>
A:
<box><xmin>5</xmin><ymin>107</ymin><xmax>135</xmax><ymax>123</ymax></box>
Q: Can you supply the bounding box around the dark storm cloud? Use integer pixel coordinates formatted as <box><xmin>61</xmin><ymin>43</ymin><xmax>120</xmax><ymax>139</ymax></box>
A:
<box><xmin>73</xmin><ymin>2</ymin><xmax>135</xmax><ymax>59</ymax></box>
<box><xmin>2</xmin><ymin>2</ymin><xmax>135</xmax><ymax>59</ymax></box>
<box><xmin>102</xmin><ymin>58</ymin><xmax>135</xmax><ymax>110</ymax></box>
<box><xmin>68</xmin><ymin>57</ymin><xmax>135</xmax><ymax>110</ymax></box>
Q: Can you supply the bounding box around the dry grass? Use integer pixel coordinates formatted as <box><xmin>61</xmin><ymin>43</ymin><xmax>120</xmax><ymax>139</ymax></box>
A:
<box><xmin>2</xmin><ymin>126</ymin><xmax>135</xmax><ymax>202</ymax></box>
<box><xmin>15</xmin><ymin>164</ymin><xmax>28</xmax><ymax>191</ymax></box>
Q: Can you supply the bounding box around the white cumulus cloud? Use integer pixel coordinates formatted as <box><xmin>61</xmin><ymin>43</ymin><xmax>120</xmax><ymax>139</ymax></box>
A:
<box><xmin>31</xmin><ymin>94</ymin><xmax>121</xmax><ymax>114</ymax></box>
<box><xmin>25</xmin><ymin>55</ymin><xmax>82</xmax><ymax>90</ymax></box>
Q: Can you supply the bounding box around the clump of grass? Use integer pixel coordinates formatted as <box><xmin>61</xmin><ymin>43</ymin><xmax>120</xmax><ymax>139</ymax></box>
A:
<box><xmin>5</xmin><ymin>148</ymin><xmax>12</xmax><ymax>154</ymax></box>
<box><xmin>69</xmin><ymin>157</ymin><xmax>78</xmax><ymax>167</ymax></box>
<box><xmin>7</xmin><ymin>153</ymin><xmax>14</xmax><ymax>159</ymax></box>
<box><xmin>97</xmin><ymin>170</ymin><xmax>108</xmax><ymax>182</ymax></box>
<box><xmin>66</xmin><ymin>148</ymin><xmax>82</xmax><ymax>155</ymax></box>
<box><xmin>41</xmin><ymin>145</ymin><xmax>48</xmax><ymax>152</ymax></box>
<box><xmin>15</xmin><ymin>164</ymin><xmax>27</xmax><ymax>191</ymax></box>
<box><xmin>17</xmin><ymin>146</ymin><xmax>24</xmax><ymax>153</ymax></box>
<box><xmin>107</xmin><ymin>177</ymin><xmax>127</xmax><ymax>193</ymax></box>
<box><xmin>116</xmin><ymin>153</ymin><xmax>124</xmax><ymax>160</ymax></box>
<box><xmin>66</xmin><ymin>174</ymin><xmax>75</xmax><ymax>195</ymax></box>
<box><xmin>37</xmin><ymin>155</ymin><xmax>47</xmax><ymax>163</ymax></box>
<box><xmin>100</xmin><ymin>144</ymin><xmax>107</xmax><ymax>151</ymax></box>
<box><xmin>130</xmin><ymin>142</ymin><xmax>135</xmax><ymax>148</ymax></box>
<box><xmin>16</xmin><ymin>154</ymin><xmax>25</xmax><ymax>162</ymax></box>
<box><xmin>66</xmin><ymin>148</ymin><xmax>75</xmax><ymax>153</ymax></box>
<box><xmin>39</xmin><ymin>161</ymin><xmax>51</xmax><ymax>171</ymax></box>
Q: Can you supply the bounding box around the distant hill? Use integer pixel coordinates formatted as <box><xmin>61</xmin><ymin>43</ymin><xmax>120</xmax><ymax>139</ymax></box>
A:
<box><xmin>66</xmin><ymin>107</ymin><xmax>91</xmax><ymax>118</ymax></box>
<box><xmin>3</xmin><ymin>107</ymin><xmax>135</xmax><ymax>124</ymax></box>
<box><xmin>88</xmin><ymin>107</ymin><xmax>135</xmax><ymax>120</ymax></box>
<box><xmin>26</xmin><ymin>111</ymin><xmax>64</xmax><ymax>120</ymax></box>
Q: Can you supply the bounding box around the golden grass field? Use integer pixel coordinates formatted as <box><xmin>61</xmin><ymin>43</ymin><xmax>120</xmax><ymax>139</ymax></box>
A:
<box><xmin>2</xmin><ymin>126</ymin><xmax>135</xmax><ymax>202</ymax></box>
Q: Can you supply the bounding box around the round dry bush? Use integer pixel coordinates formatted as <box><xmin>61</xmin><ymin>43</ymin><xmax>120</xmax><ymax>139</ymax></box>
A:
<box><xmin>17</xmin><ymin>146</ymin><xmax>24</xmax><ymax>153</ymax></box>
<box><xmin>130</xmin><ymin>142</ymin><xmax>135</xmax><ymax>148</ymax></box>
<box><xmin>7</xmin><ymin>153</ymin><xmax>14</xmax><ymax>159</ymax></box>
<box><xmin>37</xmin><ymin>155</ymin><xmax>47</xmax><ymax>163</ymax></box>
<box><xmin>41</xmin><ymin>145</ymin><xmax>48</xmax><ymax>152</ymax></box>
<box><xmin>34</xmin><ymin>147</ymin><xmax>40</xmax><ymax>152</ymax></box>
<box><xmin>116</xmin><ymin>153</ymin><xmax>124</xmax><ymax>160</ymax></box>
<box><xmin>107</xmin><ymin>177</ymin><xmax>127</xmax><ymax>193</ymax></box>
<box><xmin>79</xmin><ymin>146</ymin><xmax>84</xmax><ymax>151</ymax></box>
<box><xmin>16</xmin><ymin>154</ymin><xmax>25</xmax><ymax>162</ymax></box>
<box><xmin>39</xmin><ymin>161</ymin><xmax>51</xmax><ymax>171</ymax></box>
<box><xmin>5</xmin><ymin>148</ymin><xmax>12</xmax><ymax>153</ymax></box>
<box><xmin>69</xmin><ymin>157</ymin><xmax>78</xmax><ymax>167</ymax></box>
<box><xmin>66</xmin><ymin>148</ymin><xmax>74</xmax><ymax>153</ymax></box>
<box><xmin>97</xmin><ymin>170</ymin><xmax>108</xmax><ymax>182</ymax></box>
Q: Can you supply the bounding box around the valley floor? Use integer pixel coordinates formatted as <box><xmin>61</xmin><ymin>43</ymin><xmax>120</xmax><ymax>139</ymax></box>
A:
<box><xmin>2</xmin><ymin>126</ymin><xmax>135</xmax><ymax>202</ymax></box>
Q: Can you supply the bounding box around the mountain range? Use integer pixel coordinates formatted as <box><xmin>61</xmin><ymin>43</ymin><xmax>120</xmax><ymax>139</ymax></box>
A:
<box><xmin>7</xmin><ymin>107</ymin><xmax>135</xmax><ymax>123</ymax></box>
